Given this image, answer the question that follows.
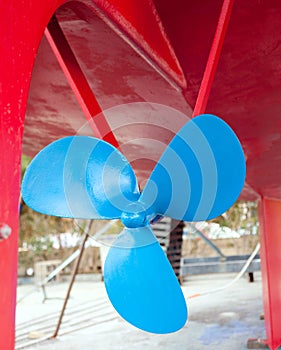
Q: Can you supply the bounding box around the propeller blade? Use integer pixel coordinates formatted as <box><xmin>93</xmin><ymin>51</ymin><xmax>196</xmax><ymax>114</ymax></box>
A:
<box><xmin>140</xmin><ymin>114</ymin><xmax>246</xmax><ymax>221</ymax></box>
<box><xmin>104</xmin><ymin>226</ymin><xmax>188</xmax><ymax>334</ymax></box>
<box><xmin>22</xmin><ymin>136</ymin><xmax>139</xmax><ymax>218</ymax></box>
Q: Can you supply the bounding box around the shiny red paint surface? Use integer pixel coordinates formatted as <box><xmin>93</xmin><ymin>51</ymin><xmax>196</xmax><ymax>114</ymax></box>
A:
<box><xmin>93</xmin><ymin>0</ymin><xmax>187</xmax><ymax>88</ymax></box>
<box><xmin>1</xmin><ymin>1</ymin><xmax>281</xmax><ymax>349</ymax></box>
<box><xmin>259</xmin><ymin>199</ymin><xmax>281</xmax><ymax>350</ymax></box>
<box><xmin>23</xmin><ymin>0</ymin><xmax>281</xmax><ymax>201</ymax></box>
<box><xmin>0</xmin><ymin>2</ymin><xmax>65</xmax><ymax>349</ymax></box>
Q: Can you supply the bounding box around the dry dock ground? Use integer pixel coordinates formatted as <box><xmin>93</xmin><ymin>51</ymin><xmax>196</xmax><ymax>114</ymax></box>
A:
<box><xmin>16</xmin><ymin>272</ymin><xmax>265</xmax><ymax>350</ymax></box>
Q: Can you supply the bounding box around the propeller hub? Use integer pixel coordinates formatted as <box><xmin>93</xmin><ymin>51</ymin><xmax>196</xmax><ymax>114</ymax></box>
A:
<box><xmin>121</xmin><ymin>202</ymin><xmax>147</xmax><ymax>228</ymax></box>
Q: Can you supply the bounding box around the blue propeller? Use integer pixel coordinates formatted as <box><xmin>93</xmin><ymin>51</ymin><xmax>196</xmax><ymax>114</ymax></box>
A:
<box><xmin>21</xmin><ymin>114</ymin><xmax>246</xmax><ymax>334</ymax></box>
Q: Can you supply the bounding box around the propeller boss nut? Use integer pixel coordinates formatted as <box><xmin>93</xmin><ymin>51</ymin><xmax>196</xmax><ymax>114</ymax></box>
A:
<box><xmin>121</xmin><ymin>203</ymin><xmax>147</xmax><ymax>228</ymax></box>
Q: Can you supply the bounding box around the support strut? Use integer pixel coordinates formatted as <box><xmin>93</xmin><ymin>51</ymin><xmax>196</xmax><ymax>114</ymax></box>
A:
<box><xmin>45</xmin><ymin>16</ymin><xmax>119</xmax><ymax>147</ymax></box>
<box><xmin>258</xmin><ymin>198</ymin><xmax>281</xmax><ymax>350</ymax></box>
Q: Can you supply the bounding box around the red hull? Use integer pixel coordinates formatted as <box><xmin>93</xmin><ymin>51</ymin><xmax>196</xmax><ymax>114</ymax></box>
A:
<box><xmin>1</xmin><ymin>1</ymin><xmax>281</xmax><ymax>349</ymax></box>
